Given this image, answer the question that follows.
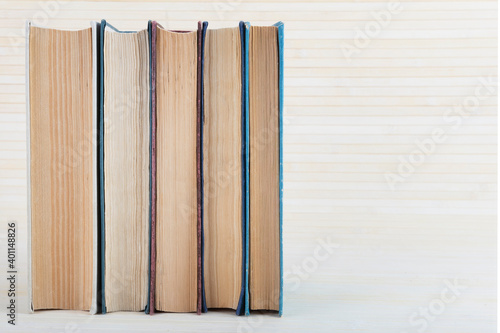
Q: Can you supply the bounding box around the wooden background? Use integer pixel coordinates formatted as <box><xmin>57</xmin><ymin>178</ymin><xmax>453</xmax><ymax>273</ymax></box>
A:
<box><xmin>0</xmin><ymin>0</ymin><xmax>496</xmax><ymax>332</ymax></box>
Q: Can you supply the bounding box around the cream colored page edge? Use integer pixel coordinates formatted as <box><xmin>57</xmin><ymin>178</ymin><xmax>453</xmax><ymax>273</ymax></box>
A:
<box><xmin>103</xmin><ymin>26</ymin><xmax>150</xmax><ymax>311</ymax></box>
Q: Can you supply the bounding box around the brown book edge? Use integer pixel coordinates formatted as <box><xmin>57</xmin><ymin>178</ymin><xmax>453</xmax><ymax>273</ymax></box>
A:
<box><xmin>151</xmin><ymin>21</ymin><xmax>200</xmax><ymax>315</ymax></box>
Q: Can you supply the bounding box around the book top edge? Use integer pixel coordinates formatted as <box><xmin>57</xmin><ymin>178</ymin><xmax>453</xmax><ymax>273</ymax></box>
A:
<box><xmin>104</xmin><ymin>25</ymin><xmax>148</xmax><ymax>34</ymax></box>
<box><xmin>156</xmin><ymin>26</ymin><xmax>196</xmax><ymax>34</ymax></box>
<box><xmin>206</xmin><ymin>26</ymin><xmax>240</xmax><ymax>32</ymax></box>
<box><xmin>27</xmin><ymin>23</ymin><xmax>92</xmax><ymax>33</ymax></box>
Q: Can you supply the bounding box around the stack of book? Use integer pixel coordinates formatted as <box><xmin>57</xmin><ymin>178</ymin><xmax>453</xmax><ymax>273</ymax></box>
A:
<box><xmin>26</xmin><ymin>20</ymin><xmax>283</xmax><ymax>316</ymax></box>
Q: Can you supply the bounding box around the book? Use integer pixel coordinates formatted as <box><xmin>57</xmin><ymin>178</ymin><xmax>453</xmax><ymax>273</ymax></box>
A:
<box><xmin>202</xmin><ymin>25</ymin><xmax>245</xmax><ymax>313</ymax></box>
<box><xmin>99</xmin><ymin>21</ymin><xmax>151</xmax><ymax>313</ymax></box>
<box><xmin>245</xmin><ymin>22</ymin><xmax>284</xmax><ymax>315</ymax></box>
<box><xmin>152</xmin><ymin>21</ymin><xmax>202</xmax><ymax>313</ymax></box>
<box><xmin>26</xmin><ymin>21</ymin><xmax>98</xmax><ymax>313</ymax></box>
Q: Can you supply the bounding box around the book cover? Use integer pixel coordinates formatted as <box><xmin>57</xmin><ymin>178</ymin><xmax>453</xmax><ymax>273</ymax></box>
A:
<box><xmin>197</xmin><ymin>20</ymin><xmax>209</xmax><ymax>315</ymax></box>
<box><xmin>148</xmin><ymin>20</ymin><xmax>159</xmax><ymax>315</ymax></box>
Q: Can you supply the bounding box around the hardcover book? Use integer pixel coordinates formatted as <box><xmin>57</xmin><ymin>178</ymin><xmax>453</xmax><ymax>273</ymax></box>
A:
<box><xmin>151</xmin><ymin>21</ymin><xmax>202</xmax><ymax>313</ymax></box>
<box><xmin>244</xmin><ymin>21</ymin><xmax>284</xmax><ymax>315</ymax></box>
<box><xmin>99</xmin><ymin>20</ymin><xmax>151</xmax><ymax>313</ymax></box>
<box><xmin>26</xmin><ymin>21</ymin><xmax>99</xmax><ymax>313</ymax></box>
<box><xmin>202</xmin><ymin>24</ymin><xmax>245</xmax><ymax>314</ymax></box>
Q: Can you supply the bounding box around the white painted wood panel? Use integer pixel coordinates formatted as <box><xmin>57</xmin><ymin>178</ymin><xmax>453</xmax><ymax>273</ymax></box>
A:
<box><xmin>0</xmin><ymin>0</ymin><xmax>495</xmax><ymax>332</ymax></box>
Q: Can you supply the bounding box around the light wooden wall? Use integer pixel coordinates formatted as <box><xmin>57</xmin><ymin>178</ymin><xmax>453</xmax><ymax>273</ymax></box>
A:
<box><xmin>0</xmin><ymin>0</ymin><xmax>496</xmax><ymax>331</ymax></box>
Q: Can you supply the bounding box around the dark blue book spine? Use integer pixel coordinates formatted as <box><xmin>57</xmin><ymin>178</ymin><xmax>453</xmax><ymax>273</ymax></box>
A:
<box><xmin>198</xmin><ymin>20</ymin><xmax>209</xmax><ymax>315</ymax></box>
<box><xmin>236</xmin><ymin>21</ymin><xmax>248</xmax><ymax>316</ymax></box>
<box><xmin>99</xmin><ymin>19</ymin><xmax>106</xmax><ymax>315</ymax></box>
<box><xmin>243</xmin><ymin>21</ymin><xmax>251</xmax><ymax>317</ymax></box>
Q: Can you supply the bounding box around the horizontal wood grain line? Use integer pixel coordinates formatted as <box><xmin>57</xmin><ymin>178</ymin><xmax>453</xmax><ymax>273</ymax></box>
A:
<box><xmin>1</xmin><ymin>11</ymin><xmax>497</xmax><ymax>18</ymax></box>
<box><xmin>284</xmin><ymin>145</ymin><xmax>497</xmax><ymax>154</ymax></box>
<box><xmin>284</xmin><ymin>121</ymin><xmax>499</xmax><ymax>126</ymax></box>
<box><xmin>283</xmin><ymin>94</ymin><xmax>497</xmax><ymax>98</ymax></box>
<box><xmin>283</xmin><ymin>63</ymin><xmax>498</xmax><ymax>68</ymax></box>
<box><xmin>1</xmin><ymin>3</ymin><xmax>497</xmax><ymax>12</ymax></box>
<box><xmin>1</xmin><ymin>19</ymin><xmax>498</xmax><ymax>30</ymax></box>
<box><xmin>284</xmin><ymin>117</ymin><xmax>497</xmax><ymax>121</ymax></box>
<box><xmin>286</xmin><ymin>197</ymin><xmax>495</xmax><ymax>206</ymax></box>
<box><xmin>6</xmin><ymin>0</ymin><xmax>496</xmax><ymax>3</ymax></box>
<box><xmin>284</xmin><ymin>63</ymin><xmax>498</xmax><ymax>69</ymax></box>
<box><xmin>285</xmin><ymin>127</ymin><xmax>497</xmax><ymax>135</ymax></box>
<box><xmin>283</xmin><ymin>86</ymin><xmax>499</xmax><ymax>96</ymax></box>
<box><xmin>285</xmin><ymin>191</ymin><xmax>496</xmax><ymax>200</ymax></box>
<box><xmin>285</xmin><ymin>77</ymin><xmax>498</xmax><ymax>86</ymax></box>
<box><xmin>285</xmin><ymin>66</ymin><xmax>497</xmax><ymax>72</ymax></box>
<box><xmin>284</xmin><ymin>179</ymin><xmax>496</xmax><ymax>187</ymax></box>
<box><xmin>2</xmin><ymin>1</ymin><xmax>497</xmax><ymax>9</ymax></box>
<box><xmin>285</xmin><ymin>154</ymin><xmax>496</xmax><ymax>163</ymax></box>
<box><xmin>285</xmin><ymin>189</ymin><xmax>498</xmax><ymax>194</ymax></box>
<box><xmin>285</xmin><ymin>207</ymin><xmax>495</xmax><ymax>216</ymax></box>
<box><xmin>286</xmin><ymin>54</ymin><xmax>498</xmax><ymax>59</ymax></box>
<box><xmin>284</xmin><ymin>102</ymin><xmax>497</xmax><ymax>107</ymax></box>
<box><xmin>286</xmin><ymin>39</ymin><xmax>497</xmax><ymax>48</ymax></box>
<box><xmin>284</xmin><ymin>131</ymin><xmax>495</xmax><ymax>135</ymax></box>
<box><xmin>284</xmin><ymin>171</ymin><xmax>497</xmax><ymax>175</ymax></box>
<box><xmin>285</xmin><ymin>114</ymin><xmax>497</xmax><ymax>120</ymax></box>
<box><xmin>285</xmin><ymin>105</ymin><xmax>498</xmax><ymax>109</ymax></box>
<box><xmin>282</xmin><ymin>213</ymin><xmax>495</xmax><ymax>220</ymax></box>
<box><xmin>284</xmin><ymin>136</ymin><xmax>495</xmax><ymax>144</ymax></box>
<box><xmin>285</xmin><ymin>160</ymin><xmax>498</xmax><ymax>165</ymax></box>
